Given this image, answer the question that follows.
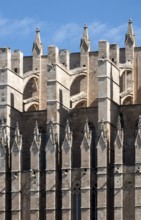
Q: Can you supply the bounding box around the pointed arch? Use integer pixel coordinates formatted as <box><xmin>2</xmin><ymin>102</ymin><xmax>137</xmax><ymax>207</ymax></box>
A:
<box><xmin>122</xmin><ymin>95</ymin><xmax>133</xmax><ymax>105</ymax></box>
<box><xmin>70</xmin><ymin>72</ymin><xmax>87</xmax><ymax>96</ymax></box>
<box><xmin>26</xmin><ymin>103</ymin><xmax>39</xmax><ymax>112</ymax></box>
<box><xmin>73</xmin><ymin>99</ymin><xmax>87</xmax><ymax>109</ymax></box>
<box><xmin>120</xmin><ymin>70</ymin><xmax>132</xmax><ymax>93</ymax></box>
<box><xmin>70</xmin><ymin>74</ymin><xmax>87</xmax><ymax>108</ymax></box>
<box><xmin>23</xmin><ymin>77</ymin><xmax>39</xmax><ymax>100</ymax></box>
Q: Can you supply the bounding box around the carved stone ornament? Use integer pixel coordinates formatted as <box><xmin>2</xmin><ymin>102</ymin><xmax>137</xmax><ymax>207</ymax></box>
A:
<box><xmin>65</xmin><ymin>120</ymin><xmax>72</xmax><ymax>142</ymax></box>
<box><xmin>11</xmin><ymin>122</ymin><xmax>22</xmax><ymax>154</ymax></box>
<box><xmin>30</xmin><ymin>121</ymin><xmax>41</xmax><ymax>154</ymax></box>
<box><xmin>32</xmin><ymin>27</ymin><xmax>43</xmax><ymax>55</ymax></box>
<box><xmin>81</xmin><ymin>118</ymin><xmax>92</xmax><ymax>150</ymax></box>
<box><xmin>135</xmin><ymin>115</ymin><xmax>141</xmax><ymax>148</ymax></box>
<box><xmin>83</xmin><ymin>118</ymin><xmax>91</xmax><ymax>140</ymax></box>
<box><xmin>46</xmin><ymin>121</ymin><xmax>56</xmax><ymax>153</ymax></box>
<box><xmin>0</xmin><ymin>120</ymin><xmax>8</xmax><ymax>146</ymax></box>
<box><xmin>97</xmin><ymin>120</ymin><xmax>108</xmax><ymax>150</ymax></box>
<box><xmin>114</xmin><ymin>116</ymin><xmax>123</xmax><ymax>149</ymax></box>
<box><xmin>125</xmin><ymin>19</ymin><xmax>135</xmax><ymax>46</ymax></box>
<box><xmin>62</xmin><ymin>120</ymin><xmax>72</xmax><ymax>153</ymax></box>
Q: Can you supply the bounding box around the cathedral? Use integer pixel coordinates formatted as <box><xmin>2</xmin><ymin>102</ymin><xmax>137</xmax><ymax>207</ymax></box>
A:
<box><xmin>0</xmin><ymin>19</ymin><xmax>141</xmax><ymax>220</ymax></box>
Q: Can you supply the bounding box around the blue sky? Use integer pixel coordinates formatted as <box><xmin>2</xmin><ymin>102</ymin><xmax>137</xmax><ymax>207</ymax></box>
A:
<box><xmin>0</xmin><ymin>0</ymin><xmax>141</xmax><ymax>55</ymax></box>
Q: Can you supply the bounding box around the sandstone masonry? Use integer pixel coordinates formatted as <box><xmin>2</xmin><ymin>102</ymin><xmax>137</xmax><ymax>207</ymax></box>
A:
<box><xmin>0</xmin><ymin>19</ymin><xmax>141</xmax><ymax>220</ymax></box>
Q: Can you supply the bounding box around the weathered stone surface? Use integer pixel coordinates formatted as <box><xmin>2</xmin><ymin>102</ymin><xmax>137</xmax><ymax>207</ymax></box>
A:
<box><xmin>1</xmin><ymin>19</ymin><xmax>141</xmax><ymax>220</ymax></box>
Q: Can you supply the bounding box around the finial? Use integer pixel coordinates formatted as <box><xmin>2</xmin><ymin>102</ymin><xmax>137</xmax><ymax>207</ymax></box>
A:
<box><xmin>125</xmin><ymin>18</ymin><xmax>135</xmax><ymax>46</ymax></box>
<box><xmin>80</xmin><ymin>23</ymin><xmax>91</xmax><ymax>52</ymax></box>
<box><xmin>82</xmin><ymin>24</ymin><xmax>89</xmax><ymax>40</ymax></box>
<box><xmin>84</xmin><ymin>24</ymin><xmax>88</xmax><ymax>29</ymax></box>
<box><xmin>32</xmin><ymin>26</ymin><xmax>43</xmax><ymax>55</ymax></box>
<box><xmin>36</xmin><ymin>27</ymin><xmax>40</xmax><ymax>32</ymax></box>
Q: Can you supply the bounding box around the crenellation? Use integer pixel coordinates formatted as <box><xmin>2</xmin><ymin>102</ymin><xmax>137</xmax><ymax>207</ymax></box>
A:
<box><xmin>99</xmin><ymin>40</ymin><xmax>110</xmax><ymax>60</ymax></box>
<box><xmin>0</xmin><ymin>48</ymin><xmax>11</xmax><ymax>69</ymax></box>
<box><xmin>48</xmin><ymin>45</ymin><xmax>59</xmax><ymax>64</ymax></box>
<box><xmin>11</xmin><ymin>50</ymin><xmax>23</xmax><ymax>77</ymax></box>
<box><xmin>59</xmin><ymin>49</ymin><xmax>70</xmax><ymax>69</ymax></box>
<box><xmin>110</xmin><ymin>44</ymin><xmax>119</xmax><ymax>65</ymax></box>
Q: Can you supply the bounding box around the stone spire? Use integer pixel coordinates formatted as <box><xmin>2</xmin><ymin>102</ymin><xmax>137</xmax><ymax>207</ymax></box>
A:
<box><xmin>46</xmin><ymin>120</ymin><xmax>56</xmax><ymax>154</ymax></box>
<box><xmin>125</xmin><ymin>19</ymin><xmax>136</xmax><ymax>46</ymax></box>
<box><xmin>114</xmin><ymin>115</ymin><xmax>124</xmax><ymax>220</ymax></box>
<box><xmin>30</xmin><ymin>121</ymin><xmax>41</xmax><ymax>153</ymax></box>
<box><xmin>80</xmin><ymin>24</ymin><xmax>91</xmax><ymax>52</ymax></box>
<box><xmin>32</xmin><ymin>27</ymin><xmax>43</xmax><ymax>55</ymax></box>
<box><xmin>83</xmin><ymin>24</ymin><xmax>89</xmax><ymax>41</ymax></box>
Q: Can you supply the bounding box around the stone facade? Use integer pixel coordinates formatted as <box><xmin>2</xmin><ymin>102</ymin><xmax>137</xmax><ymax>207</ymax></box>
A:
<box><xmin>0</xmin><ymin>19</ymin><xmax>141</xmax><ymax>219</ymax></box>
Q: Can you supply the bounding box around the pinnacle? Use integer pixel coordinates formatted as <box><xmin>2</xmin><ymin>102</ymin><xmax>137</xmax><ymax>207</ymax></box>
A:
<box><xmin>129</xmin><ymin>18</ymin><xmax>132</xmax><ymax>23</ymax></box>
<box><xmin>15</xmin><ymin>122</ymin><xmax>20</xmax><ymax>137</ymax></box>
<box><xmin>36</xmin><ymin>27</ymin><xmax>40</xmax><ymax>32</ymax></box>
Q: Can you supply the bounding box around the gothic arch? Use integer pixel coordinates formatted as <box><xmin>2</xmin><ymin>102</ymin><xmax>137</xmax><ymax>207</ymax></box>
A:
<box><xmin>73</xmin><ymin>99</ymin><xmax>87</xmax><ymax>108</ymax></box>
<box><xmin>25</xmin><ymin>102</ymin><xmax>39</xmax><ymax>112</ymax></box>
<box><xmin>122</xmin><ymin>95</ymin><xmax>133</xmax><ymax>105</ymax></box>
<box><xmin>23</xmin><ymin>77</ymin><xmax>39</xmax><ymax>100</ymax></box>
<box><xmin>23</xmin><ymin>75</ymin><xmax>39</xmax><ymax>91</ymax></box>
<box><xmin>70</xmin><ymin>72</ymin><xmax>87</xmax><ymax>86</ymax></box>
<box><xmin>70</xmin><ymin>74</ymin><xmax>87</xmax><ymax>97</ymax></box>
